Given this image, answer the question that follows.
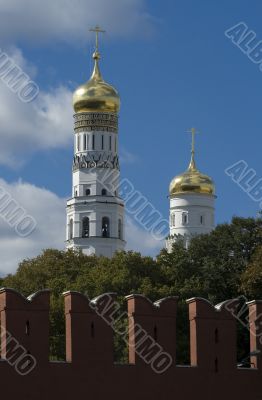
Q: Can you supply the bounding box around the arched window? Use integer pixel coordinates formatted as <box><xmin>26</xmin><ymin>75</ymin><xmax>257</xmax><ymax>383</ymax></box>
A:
<box><xmin>101</xmin><ymin>135</ymin><xmax>104</xmax><ymax>150</ymax></box>
<box><xmin>82</xmin><ymin>217</ymin><xmax>90</xmax><ymax>238</ymax></box>
<box><xmin>109</xmin><ymin>135</ymin><xmax>112</xmax><ymax>151</ymax></box>
<box><xmin>84</xmin><ymin>134</ymin><xmax>87</xmax><ymax>150</ymax></box>
<box><xmin>102</xmin><ymin>217</ymin><xmax>110</xmax><ymax>238</ymax></box>
<box><xmin>92</xmin><ymin>134</ymin><xmax>95</xmax><ymax>150</ymax></box>
<box><xmin>69</xmin><ymin>219</ymin><xmax>73</xmax><ymax>240</ymax></box>
<box><xmin>101</xmin><ymin>189</ymin><xmax>107</xmax><ymax>196</ymax></box>
<box><xmin>118</xmin><ymin>219</ymin><xmax>122</xmax><ymax>239</ymax></box>
<box><xmin>86</xmin><ymin>189</ymin><xmax>91</xmax><ymax>196</ymax></box>
<box><xmin>200</xmin><ymin>215</ymin><xmax>204</xmax><ymax>225</ymax></box>
<box><xmin>182</xmin><ymin>213</ymin><xmax>188</xmax><ymax>225</ymax></box>
<box><xmin>171</xmin><ymin>213</ymin><xmax>175</xmax><ymax>227</ymax></box>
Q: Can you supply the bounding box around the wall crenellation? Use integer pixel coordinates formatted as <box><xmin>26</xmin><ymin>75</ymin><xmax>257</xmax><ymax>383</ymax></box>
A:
<box><xmin>0</xmin><ymin>288</ymin><xmax>261</xmax><ymax>400</ymax></box>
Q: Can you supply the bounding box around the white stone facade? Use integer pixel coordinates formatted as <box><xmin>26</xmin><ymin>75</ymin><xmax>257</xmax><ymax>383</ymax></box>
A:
<box><xmin>66</xmin><ymin>112</ymin><xmax>125</xmax><ymax>257</ymax></box>
<box><xmin>166</xmin><ymin>193</ymin><xmax>215</xmax><ymax>251</ymax></box>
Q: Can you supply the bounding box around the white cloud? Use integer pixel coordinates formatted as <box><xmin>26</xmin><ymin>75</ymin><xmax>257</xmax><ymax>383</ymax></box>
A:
<box><xmin>0</xmin><ymin>178</ymin><xmax>66</xmax><ymax>275</ymax></box>
<box><xmin>0</xmin><ymin>48</ymin><xmax>141</xmax><ymax>168</ymax></box>
<box><xmin>120</xmin><ymin>148</ymin><xmax>139</xmax><ymax>165</ymax></box>
<box><xmin>0</xmin><ymin>0</ymin><xmax>154</xmax><ymax>46</ymax></box>
<box><xmin>125</xmin><ymin>216</ymin><xmax>164</xmax><ymax>255</ymax></box>
<box><xmin>0</xmin><ymin>1</ymin><xmax>161</xmax><ymax>275</ymax></box>
<box><xmin>0</xmin><ymin>48</ymin><xmax>73</xmax><ymax>167</ymax></box>
<box><xmin>0</xmin><ymin>179</ymin><xmax>162</xmax><ymax>276</ymax></box>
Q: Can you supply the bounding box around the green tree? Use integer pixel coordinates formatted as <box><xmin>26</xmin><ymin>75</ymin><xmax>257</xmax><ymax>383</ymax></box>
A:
<box><xmin>2</xmin><ymin>216</ymin><xmax>262</xmax><ymax>363</ymax></box>
<box><xmin>241</xmin><ymin>245</ymin><xmax>262</xmax><ymax>298</ymax></box>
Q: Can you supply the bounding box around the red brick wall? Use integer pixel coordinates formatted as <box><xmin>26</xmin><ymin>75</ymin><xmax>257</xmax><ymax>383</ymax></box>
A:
<box><xmin>0</xmin><ymin>288</ymin><xmax>261</xmax><ymax>400</ymax></box>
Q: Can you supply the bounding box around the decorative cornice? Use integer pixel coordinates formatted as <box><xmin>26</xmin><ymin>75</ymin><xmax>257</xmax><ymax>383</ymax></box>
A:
<box><xmin>73</xmin><ymin>151</ymin><xmax>120</xmax><ymax>171</ymax></box>
<box><xmin>74</xmin><ymin>112</ymin><xmax>118</xmax><ymax>133</ymax></box>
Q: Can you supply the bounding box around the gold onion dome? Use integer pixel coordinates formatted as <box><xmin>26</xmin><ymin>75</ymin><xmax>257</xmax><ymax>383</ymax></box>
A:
<box><xmin>169</xmin><ymin>129</ymin><xmax>215</xmax><ymax>196</ymax></box>
<box><xmin>73</xmin><ymin>50</ymin><xmax>120</xmax><ymax>114</ymax></box>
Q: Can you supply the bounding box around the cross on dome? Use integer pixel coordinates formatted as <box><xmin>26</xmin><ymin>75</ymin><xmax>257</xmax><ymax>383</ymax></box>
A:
<box><xmin>89</xmin><ymin>25</ymin><xmax>106</xmax><ymax>58</ymax></box>
<box><xmin>187</xmin><ymin>127</ymin><xmax>199</xmax><ymax>171</ymax></box>
<box><xmin>72</xmin><ymin>26</ymin><xmax>120</xmax><ymax>114</ymax></box>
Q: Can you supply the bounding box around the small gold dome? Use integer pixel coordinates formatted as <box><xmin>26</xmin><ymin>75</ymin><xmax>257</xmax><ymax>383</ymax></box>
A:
<box><xmin>169</xmin><ymin>157</ymin><xmax>215</xmax><ymax>197</ymax></box>
<box><xmin>73</xmin><ymin>51</ymin><xmax>120</xmax><ymax>114</ymax></box>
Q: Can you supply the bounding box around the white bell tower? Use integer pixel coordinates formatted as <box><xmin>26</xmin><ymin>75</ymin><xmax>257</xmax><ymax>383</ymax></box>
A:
<box><xmin>66</xmin><ymin>26</ymin><xmax>125</xmax><ymax>257</ymax></box>
<box><xmin>166</xmin><ymin>128</ymin><xmax>216</xmax><ymax>251</ymax></box>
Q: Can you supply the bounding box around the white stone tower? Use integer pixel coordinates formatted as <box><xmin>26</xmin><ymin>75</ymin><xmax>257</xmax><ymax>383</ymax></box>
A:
<box><xmin>66</xmin><ymin>27</ymin><xmax>125</xmax><ymax>257</ymax></box>
<box><xmin>166</xmin><ymin>128</ymin><xmax>215</xmax><ymax>251</ymax></box>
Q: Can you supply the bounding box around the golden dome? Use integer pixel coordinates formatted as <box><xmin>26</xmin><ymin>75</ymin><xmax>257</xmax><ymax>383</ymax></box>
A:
<box><xmin>73</xmin><ymin>51</ymin><xmax>120</xmax><ymax>114</ymax></box>
<box><xmin>169</xmin><ymin>153</ymin><xmax>215</xmax><ymax>197</ymax></box>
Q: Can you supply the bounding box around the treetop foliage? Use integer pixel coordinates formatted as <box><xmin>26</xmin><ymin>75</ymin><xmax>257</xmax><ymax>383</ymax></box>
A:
<box><xmin>2</xmin><ymin>216</ymin><xmax>262</xmax><ymax>362</ymax></box>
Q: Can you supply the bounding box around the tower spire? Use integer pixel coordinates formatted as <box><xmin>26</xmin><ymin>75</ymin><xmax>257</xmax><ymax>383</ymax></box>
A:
<box><xmin>89</xmin><ymin>25</ymin><xmax>106</xmax><ymax>81</ymax></box>
<box><xmin>90</xmin><ymin>25</ymin><xmax>106</xmax><ymax>59</ymax></box>
<box><xmin>187</xmin><ymin>127</ymin><xmax>198</xmax><ymax>171</ymax></box>
<box><xmin>167</xmin><ymin>127</ymin><xmax>215</xmax><ymax>252</ymax></box>
<box><xmin>67</xmin><ymin>28</ymin><xmax>125</xmax><ymax>257</ymax></box>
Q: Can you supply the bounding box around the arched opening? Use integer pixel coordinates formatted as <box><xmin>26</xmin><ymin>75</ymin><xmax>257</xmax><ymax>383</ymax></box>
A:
<box><xmin>101</xmin><ymin>189</ymin><xmax>107</xmax><ymax>196</ymax></box>
<box><xmin>182</xmin><ymin>213</ymin><xmax>188</xmax><ymax>225</ymax></box>
<box><xmin>153</xmin><ymin>325</ymin><xmax>158</xmax><ymax>341</ymax></box>
<box><xmin>69</xmin><ymin>219</ymin><xmax>73</xmax><ymax>240</ymax></box>
<box><xmin>86</xmin><ymin>189</ymin><xmax>91</xmax><ymax>196</ymax></box>
<box><xmin>25</xmin><ymin>320</ymin><xmax>30</xmax><ymax>336</ymax></box>
<box><xmin>102</xmin><ymin>217</ymin><xmax>110</xmax><ymax>238</ymax></box>
<box><xmin>118</xmin><ymin>219</ymin><xmax>122</xmax><ymax>239</ymax></box>
<box><xmin>82</xmin><ymin>217</ymin><xmax>90</xmax><ymax>238</ymax></box>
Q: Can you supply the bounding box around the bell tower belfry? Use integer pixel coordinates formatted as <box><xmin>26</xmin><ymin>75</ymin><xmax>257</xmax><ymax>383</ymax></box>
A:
<box><xmin>66</xmin><ymin>27</ymin><xmax>125</xmax><ymax>257</ymax></box>
<box><xmin>166</xmin><ymin>128</ymin><xmax>216</xmax><ymax>250</ymax></box>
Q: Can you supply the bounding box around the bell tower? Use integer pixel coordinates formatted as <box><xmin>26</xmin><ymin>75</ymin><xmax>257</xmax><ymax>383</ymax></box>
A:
<box><xmin>166</xmin><ymin>128</ymin><xmax>216</xmax><ymax>251</ymax></box>
<box><xmin>66</xmin><ymin>27</ymin><xmax>125</xmax><ymax>257</ymax></box>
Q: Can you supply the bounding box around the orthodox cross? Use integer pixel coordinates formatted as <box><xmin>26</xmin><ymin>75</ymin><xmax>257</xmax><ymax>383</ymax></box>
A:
<box><xmin>187</xmin><ymin>127</ymin><xmax>199</xmax><ymax>158</ymax></box>
<box><xmin>90</xmin><ymin>25</ymin><xmax>106</xmax><ymax>52</ymax></box>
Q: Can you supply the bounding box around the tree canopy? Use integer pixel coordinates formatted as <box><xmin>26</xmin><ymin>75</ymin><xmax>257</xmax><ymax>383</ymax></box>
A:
<box><xmin>2</xmin><ymin>216</ymin><xmax>262</xmax><ymax>363</ymax></box>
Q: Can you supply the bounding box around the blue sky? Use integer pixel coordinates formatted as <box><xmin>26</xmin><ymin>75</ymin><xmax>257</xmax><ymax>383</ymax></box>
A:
<box><xmin>0</xmin><ymin>0</ymin><xmax>261</xmax><ymax>273</ymax></box>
